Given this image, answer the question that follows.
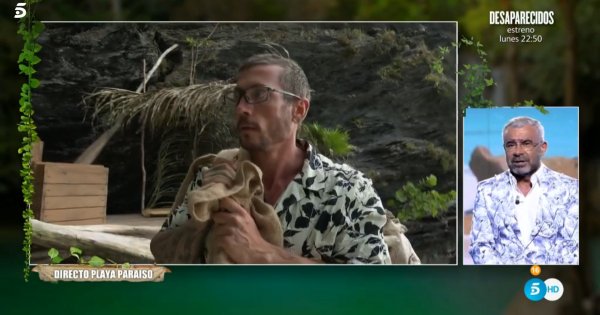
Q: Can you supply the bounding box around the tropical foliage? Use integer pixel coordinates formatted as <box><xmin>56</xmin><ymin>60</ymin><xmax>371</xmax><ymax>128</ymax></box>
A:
<box><xmin>300</xmin><ymin>123</ymin><xmax>353</xmax><ymax>159</ymax></box>
<box><xmin>387</xmin><ymin>174</ymin><xmax>456</xmax><ymax>221</ymax></box>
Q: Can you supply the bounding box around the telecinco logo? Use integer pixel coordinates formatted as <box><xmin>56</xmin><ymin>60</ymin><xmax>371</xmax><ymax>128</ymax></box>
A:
<box><xmin>14</xmin><ymin>3</ymin><xmax>26</xmax><ymax>18</ymax></box>
<box><xmin>524</xmin><ymin>277</ymin><xmax>564</xmax><ymax>301</ymax></box>
<box><xmin>524</xmin><ymin>278</ymin><xmax>546</xmax><ymax>301</ymax></box>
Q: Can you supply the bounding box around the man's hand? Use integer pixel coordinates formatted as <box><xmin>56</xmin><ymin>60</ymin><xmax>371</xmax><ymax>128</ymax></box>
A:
<box><xmin>212</xmin><ymin>197</ymin><xmax>321</xmax><ymax>264</ymax></box>
<box><xmin>212</xmin><ymin>197</ymin><xmax>278</xmax><ymax>263</ymax></box>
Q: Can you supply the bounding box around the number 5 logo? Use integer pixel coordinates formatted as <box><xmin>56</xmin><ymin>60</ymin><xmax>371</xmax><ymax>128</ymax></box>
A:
<box><xmin>530</xmin><ymin>283</ymin><xmax>540</xmax><ymax>295</ymax></box>
<box><xmin>524</xmin><ymin>278</ymin><xmax>547</xmax><ymax>301</ymax></box>
<box><xmin>14</xmin><ymin>3</ymin><xmax>26</xmax><ymax>18</ymax></box>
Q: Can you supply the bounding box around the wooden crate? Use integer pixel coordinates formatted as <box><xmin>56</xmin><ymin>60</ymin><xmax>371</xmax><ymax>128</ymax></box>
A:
<box><xmin>33</xmin><ymin>161</ymin><xmax>109</xmax><ymax>225</ymax></box>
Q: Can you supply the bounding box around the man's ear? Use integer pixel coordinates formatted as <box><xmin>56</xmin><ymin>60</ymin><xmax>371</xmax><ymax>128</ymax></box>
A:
<box><xmin>292</xmin><ymin>99</ymin><xmax>310</xmax><ymax>123</ymax></box>
<box><xmin>540</xmin><ymin>141</ymin><xmax>548</xmax><ymax>155</ymax></box>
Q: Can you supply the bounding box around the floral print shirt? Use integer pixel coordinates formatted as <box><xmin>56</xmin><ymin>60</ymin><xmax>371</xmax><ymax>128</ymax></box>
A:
<box><xmin>469</xmin><ymin>164</ymin><xmax>579</xmax><ymax>265</ymax></box>
<box><xmin>162</xmin><ymin>142</ymin><xmax>391</xmax><ymax>264</ymax></box>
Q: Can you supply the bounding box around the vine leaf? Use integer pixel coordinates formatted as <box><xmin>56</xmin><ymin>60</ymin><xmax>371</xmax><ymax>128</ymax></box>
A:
<box><xmin>19</xmin><ymin>0</ymin><xmax>44</xmax><ymax>281</ymax></box>
<box><xmin>30</xmin><ymin>78</ymin><xmax>40</xmax><ymax>88</ymax></box>
<box><xmin>18</xmin><ymin>64</ymin><xmax>32</xmax><ymax>75</ymax></box>
<box><xmin>88</xmin><ymin>256</ymin><xmax>105</xmax><ymax>267</ymax></box>
<box><xmin>48</xmin><ymin>248</ymin><xmax>62</xmax><ymax>264</ymax></box>
<box><xmin>32</xmin><ymin>21</ymin><xmax>44</xmax><ymax>35</ymax></box>
<box><xmin>69</xmin><ymin>246</ymin><xmax>83</xmax><ymax>260</ymax></box>
<box><xmin>389</xmin><ymin>174</ymin><xmax>455</xmax><ymax>221</ymax></box>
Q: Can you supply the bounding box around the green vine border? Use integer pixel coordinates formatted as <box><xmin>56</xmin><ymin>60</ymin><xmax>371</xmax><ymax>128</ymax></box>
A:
<box><xmin>17</xmin><ymin>0</ymin><xmax>43</xmax><ymax>281</ymax></box>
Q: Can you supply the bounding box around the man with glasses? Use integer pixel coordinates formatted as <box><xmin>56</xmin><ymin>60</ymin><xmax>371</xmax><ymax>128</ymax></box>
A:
<box><xmin>469</xmin><ymin>116</ymin><xmax>579</xmax><ymax>265</ymax></box>
<box><xmin>151</xmin><ymin>54</ymin><xmax>396</xmax><ymax>264</ymax></box>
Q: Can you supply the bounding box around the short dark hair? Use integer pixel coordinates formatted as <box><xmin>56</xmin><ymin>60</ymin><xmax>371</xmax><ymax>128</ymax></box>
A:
<box><xmin>238</xmin><ymin>53</ymin><xmax>311</xmax><ymax>101</ymax></box>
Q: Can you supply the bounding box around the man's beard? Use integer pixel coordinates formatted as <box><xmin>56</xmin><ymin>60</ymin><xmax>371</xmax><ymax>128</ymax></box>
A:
<box><xmin>509</xmin><ymin>158</ymin><xmax>541</xmax><ymax>178</ymax></box>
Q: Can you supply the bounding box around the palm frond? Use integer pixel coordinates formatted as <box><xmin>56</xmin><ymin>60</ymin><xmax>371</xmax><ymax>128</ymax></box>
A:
<box><xmin>300</xmin><ymin>122</ymin><xmax>353</xmax><ymax>158</ymax></box>
<box><xmin>86</xmin><ymin>82</ymin><xmax>235</xmax><ymax>134</ymax></box>
<box><xmin>145</xmin><ymin>131</ymin><xmax>191</xmax><ymax>209</ymax></box>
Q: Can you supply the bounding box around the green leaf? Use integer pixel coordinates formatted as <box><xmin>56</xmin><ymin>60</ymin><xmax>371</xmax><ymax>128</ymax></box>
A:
<box><xmin>30</xmin><ymin>78</ymin><xmax>40</xmax><ymax>88</ymax></box>
<box><xmin>300</xmin><ymin>123</ymin><xmax>352</xmax><ymax>158</ymax></box>
<box><xmin>88</xmin><ymin>256</ymin><xmax>105</xmax><ymax>267</ymax></box>
<box><xmin>18</xmin><ymin>51</ymin><xmax>31</xmax><ymax>63</ymax></box>
<box><xmin>69</xmin><ymin>246</ymin><xmax>83</xmax><ymax>260</ymax></box>
<box><xmin>30</xmin><ymin>55</ymin><xmax>41</xmax><ymax>65</ymax></box>
<box><xmin>122</xmin><ymin>262</ymin><xmax>131</xmax><ymax>269</ymax></box>
<box><xmin>484</xmin><ymin>78</ymin><xmax>494</xmax><ymax>86</ymax></box>
<box><xmin>48</xmin><ymin>248</ymin><xmax>59</xmax><ymax>259</ymax></box>
<box><xmin>18</xmin><ymin>64</ymin><xmax>31</xmax><ymax>75</ymax></box>
<box><xmin>17</xmin><ymin>23</ymin><xmax>27</xmax><ymax>35</ymax></box>
<box><xmin>424</xmin><ymin>174</ymin><xmax>437</xmax><ymax>188</ymax></box>
<box><xmin>24</xmin><ymin>42</ymin><xmax>35</xmax><ymax>52</ymax></box>
<box><xmin>32</xmin><ymin>22</ymin><xmax>45</xmax><ymax>36</ymax></box>
<box><xmin>394</xmin><ymin>190</ymin><xmax>407</xmax><ymax>203</ymax></box>
<box><xmin>535</xmin><ymin>105</ymin><xmax>549</xmax><ymax>114</ymax></box>
<box><xmin>48</xmin><ymin>248</ymin><xmax>63</xmax><ymax>264</ymax></box>
<box><xmin>390</xmin><ymin>174</ymin><xmax>455</xmax><ymax>221</ymax></box>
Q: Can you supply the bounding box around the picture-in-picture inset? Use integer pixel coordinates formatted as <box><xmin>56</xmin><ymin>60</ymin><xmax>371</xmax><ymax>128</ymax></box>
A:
<box><xmin>463</xmin><ymin>107</ymin><xmax>579</xmax><ymax>265</ymax></box>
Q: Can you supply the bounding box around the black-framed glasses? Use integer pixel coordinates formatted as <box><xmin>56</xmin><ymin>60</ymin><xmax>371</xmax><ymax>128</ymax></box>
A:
<box><xmin>224</xmin><ymin>85</ymin><xmax>301</xmax><ymax>107</ymax></box>
<box><xmin>503</xmin><ymin>140</ymin><xmax>541</xmax><ymax>151</ymax></box>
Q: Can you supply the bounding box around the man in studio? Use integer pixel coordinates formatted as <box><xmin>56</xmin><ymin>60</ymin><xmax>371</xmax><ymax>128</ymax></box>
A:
<box><xmin>469</xmin><ymin>116</ymin><xmax>579</xmax><ymax>265</ymax></box>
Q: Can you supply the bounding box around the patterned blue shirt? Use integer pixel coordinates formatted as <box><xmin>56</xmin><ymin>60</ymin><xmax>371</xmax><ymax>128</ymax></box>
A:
<box><xmin>469</xmin><ymin>164</ymin><xmax>579</xmax><ymax>265</ymax></box>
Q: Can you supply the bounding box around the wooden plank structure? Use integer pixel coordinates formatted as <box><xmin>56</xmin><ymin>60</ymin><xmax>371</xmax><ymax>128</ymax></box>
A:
<box><xmin>32</xmin><ymin>142</ymin><xmax>109</xmax><ymax>225</ymax></box>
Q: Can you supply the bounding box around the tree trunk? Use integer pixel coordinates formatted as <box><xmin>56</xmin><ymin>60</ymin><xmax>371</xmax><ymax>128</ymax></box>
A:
<box><xmin>502</xmin><ymin>0</ymin><xmax>519</xmax><ymax>105</ymax></box>
<box><xmin>111</xmin><ymin>0</ymin><xmax>122</xmax><ymax>21</ymax></box>
<box><xmin>560</xmin><ymin>0</ymin><xmax>577</xmax><ymax>106</ymax></box>
<box><xmin>32</xmin><ymin>219</ymin><xmax>155</xmax><ymax>263</ymax></box>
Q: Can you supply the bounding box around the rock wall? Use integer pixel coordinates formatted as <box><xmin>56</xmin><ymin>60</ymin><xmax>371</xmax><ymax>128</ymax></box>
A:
<box><xmin>33</xmin><ymin>23</ymin><xmax>456</xmax><ymax>263</ymax></box>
